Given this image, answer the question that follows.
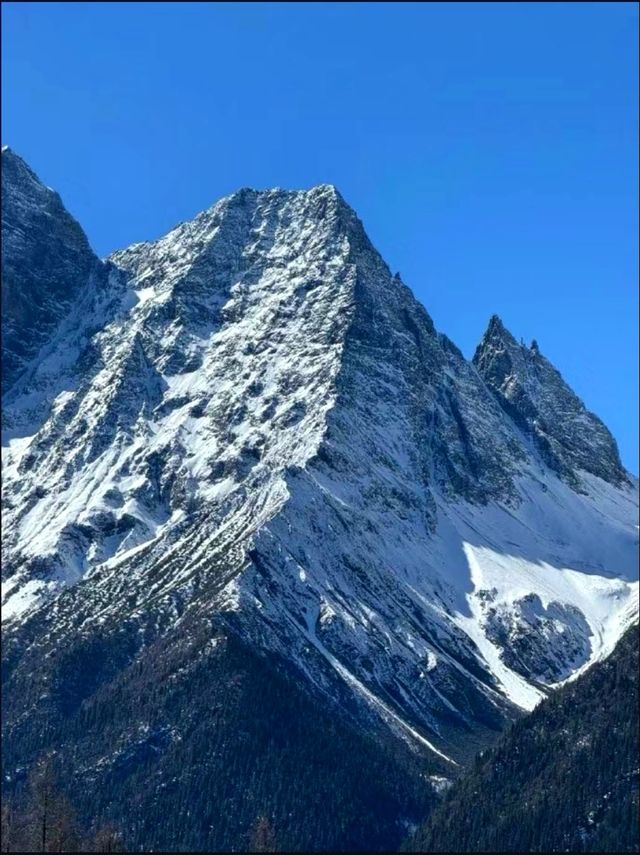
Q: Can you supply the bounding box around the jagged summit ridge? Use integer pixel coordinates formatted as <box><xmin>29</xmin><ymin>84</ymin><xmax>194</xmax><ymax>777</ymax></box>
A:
<box><xmin>108</xmin><ymin>182</ymin><xmax>347</xmax><ymax>265</ymax></box>
<box><xmin>1</xmin><ymin>152</ymin><xmax>638</xmax><ymax>769</ymax></box>
<box><xmin>473</xmin><ymin>313</ymin><xmax>627</xmax><ymax>487</ymax></box>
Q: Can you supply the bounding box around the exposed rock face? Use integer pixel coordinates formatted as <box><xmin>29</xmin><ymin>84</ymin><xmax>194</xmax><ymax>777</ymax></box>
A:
<box><xmin>1</xmin><ymin>147</ymin><xmax>108</xmax><ymax>391</ymax></box>
<box><xmin>473</xmin><ymin>314</ymin><xmax>628</xmax><ymax>488</ymax></box>
<box><xmin>1</xmin><ymin>152</ymin><xmax>638</xmax><ymax>848</ymax></box>
<box><xmin>480</xmin><ymin>592</ymin><xmax>593</xmax><ymax>684</ymax></box>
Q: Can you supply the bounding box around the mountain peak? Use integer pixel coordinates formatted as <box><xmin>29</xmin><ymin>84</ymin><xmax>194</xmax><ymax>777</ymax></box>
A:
<box><xmin>487</xmin><ymin>312</ymin><xmax>507</xmax><ymax>332</ymax></box>
<box><xmin>1</xmin><ymin>145</ymin><xmax>50</xmax><ymax>192</ymax></box>
<box><xmin>478</xmin><ymin>313</ymin><xmax>521</xmax><ymax>350</ymax></box>
<box><xmin>2</xmin><ymin>158</ymin><xmax>638</xmax><ymax>852</ymax></box>
<box><xmin>213</xmin><ymin>184</ymin><xmax>352</xmax><ymax>225</ymax></box>
<box><xmin>473</xmin><ymin>318</ymin><xmax>628</xmax><ymax>487</ymax></box>
<box><xmin>480</xmin><ymin>314</ymin><xmax>543</xmax><ymax>358</ymax></box>
<box><xmin>213</xmin><ymin>182</ymin><xmax>342</xmax><ymax>207</ymax></box>
<box><xmin>307</xmin><ymin>181</ymin><xmax>340</xmax><ymax>196</ymax></box>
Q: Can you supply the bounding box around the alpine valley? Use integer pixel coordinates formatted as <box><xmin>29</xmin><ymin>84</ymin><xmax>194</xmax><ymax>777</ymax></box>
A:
<box><xmin>1</xmin><ymin>146</ymin><xmax>638</xmax><ymax>851</ymax></box>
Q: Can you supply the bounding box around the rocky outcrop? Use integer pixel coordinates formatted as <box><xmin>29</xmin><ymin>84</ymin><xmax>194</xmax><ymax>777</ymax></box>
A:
<box><xmin>473</xmin><ymin>314</ymin><xmax>628</xmax><ymax>488</ymax></box>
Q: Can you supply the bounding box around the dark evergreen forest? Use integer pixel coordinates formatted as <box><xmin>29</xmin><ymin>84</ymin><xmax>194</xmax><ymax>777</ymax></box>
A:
<box><xmin>2</xmin><ymin>616</ymin><xmax>437</xmax><ymax>852</ymax></box>
<box><xmin>406</xmin><ymin>624</ymin><xmax>640</xmax><ymax>853</ymax></box>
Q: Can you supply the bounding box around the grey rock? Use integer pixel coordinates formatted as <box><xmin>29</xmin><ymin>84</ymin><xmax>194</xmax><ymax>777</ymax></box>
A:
<box><xmin>473</xmin><ymin>314</ymin><xmax>628</xmax><ymax>488</ymax></box>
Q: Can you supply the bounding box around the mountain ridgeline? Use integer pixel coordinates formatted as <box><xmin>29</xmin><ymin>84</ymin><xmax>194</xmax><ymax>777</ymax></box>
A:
<box><xmin>1</xmin><ymin>147</ymin><xmax>638</xmax><ymax>851</ymax></box>
<box><xmin>473</xmin><ymin>314</ymin><xmax>628</xmax><ymax>488</ymax></box>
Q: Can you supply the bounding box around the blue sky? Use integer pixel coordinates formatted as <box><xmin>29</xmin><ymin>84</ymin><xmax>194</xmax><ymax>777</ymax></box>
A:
<box><xmin>2</xmin><ymin>2</ymin><xmax>638</xmax><ymax>471</ymax></box>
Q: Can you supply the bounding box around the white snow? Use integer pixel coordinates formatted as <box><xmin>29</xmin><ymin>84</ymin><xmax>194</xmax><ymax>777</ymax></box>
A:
<box><xmin>2</xmin><ymin>578</ymin><xmax>49</xmax><ymax>621</ymax></box>
<box><xmin>134</xmin><ymin>286</ymin><xmax>156</xmax><ymax>306</ymax></box>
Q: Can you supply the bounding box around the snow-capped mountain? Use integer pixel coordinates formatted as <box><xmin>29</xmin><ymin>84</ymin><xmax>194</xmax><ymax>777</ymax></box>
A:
<box><xmin>2</xmin><ymin>146</ymin><xmax>638</xmax><ymax>780</ymax></box>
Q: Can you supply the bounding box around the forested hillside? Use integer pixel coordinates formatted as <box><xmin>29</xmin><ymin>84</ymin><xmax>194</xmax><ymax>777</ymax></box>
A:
<box><xmin>2</xmin><ymin>619</ymin><xmax>437</xmax><ymax>852</ymax></box>
<box><xmin>407</xmin><ymin>625</ymin><xmax>640</xmax><ymax>852</ymax></box>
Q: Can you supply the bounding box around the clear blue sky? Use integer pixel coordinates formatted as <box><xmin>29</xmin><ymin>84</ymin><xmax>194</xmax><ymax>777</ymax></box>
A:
<box><xmin>2</xmin><ymin>2</ymin><xmax>638</xmax><ymax>472</ymax></box>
